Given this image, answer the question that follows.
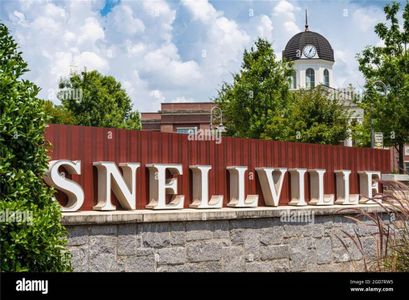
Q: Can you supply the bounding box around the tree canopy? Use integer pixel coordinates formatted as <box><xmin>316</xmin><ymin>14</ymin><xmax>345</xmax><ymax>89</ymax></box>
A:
<box><xmin>215</xmin><ymin>38</ymin><xmax>292</xmax><ymax>139</ymax></box>
<box><xmin>59</xmin><ymin>70</ymin><xmax>141</xmax><ymax>130</ymax></box>
<box><xmin>357</xmin><ymin>1</ymin><xmax>409</xmax><ymax>172</ymax></box>
<box><xmin>42</xmin><ymin>100</ymin><xmax>76</xmax><ymax>125</ymax></box>
<box><xmin>215</xmin><ymin>38</ymin><xmax>350</xmax><ymax>145</ymax></box>
<box><xmin>263</xmin><ymin>88</ymin><xmax>350</xmax><ymax>145</ymax></box>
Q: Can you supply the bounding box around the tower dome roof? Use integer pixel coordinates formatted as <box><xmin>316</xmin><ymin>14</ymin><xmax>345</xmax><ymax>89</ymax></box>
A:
<box><xmin>283</xmin><ymin>31</ymin><xmax>334</xmax><ymax>62</ymax></box>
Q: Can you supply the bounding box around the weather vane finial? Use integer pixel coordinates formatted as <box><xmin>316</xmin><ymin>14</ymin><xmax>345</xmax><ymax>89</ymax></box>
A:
<box><xmin>305</xmin><ymin>9</ymin><xmax>309</xmax><ymax>31</ymax></box>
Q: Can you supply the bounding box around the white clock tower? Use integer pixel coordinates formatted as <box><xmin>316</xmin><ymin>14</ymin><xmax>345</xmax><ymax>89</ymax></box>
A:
<box><xmin>283</xmin><ymin>11</ymin><xmax>334</xmax><ymax>90</ymax></box>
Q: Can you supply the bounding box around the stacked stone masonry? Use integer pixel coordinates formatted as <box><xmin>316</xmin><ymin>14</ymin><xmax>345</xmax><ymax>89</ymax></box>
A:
<box><xmin>67</xmin><ymin>213</ymin><xmax>385</xmax><ymax>272</ymax></box>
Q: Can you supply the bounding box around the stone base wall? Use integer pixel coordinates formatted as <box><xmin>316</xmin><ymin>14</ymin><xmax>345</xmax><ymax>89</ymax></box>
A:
<box><xmin>66</xmin><ymin>209</ymin><xmax>384</xmax><ymax>272</ymax></box>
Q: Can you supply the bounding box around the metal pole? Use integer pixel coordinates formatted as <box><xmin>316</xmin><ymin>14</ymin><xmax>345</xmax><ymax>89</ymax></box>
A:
<box><xmin>210</xmin><ymin>106</ymin><xmax>223</xmax><ymax>130</ymax></box>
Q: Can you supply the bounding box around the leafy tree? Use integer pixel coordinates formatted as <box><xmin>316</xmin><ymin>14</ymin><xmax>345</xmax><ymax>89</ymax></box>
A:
<box><xmin>214</xmin><ymin>38</ymin><xmax>293</xmax><ymax>139</ymax></box>
<box><xmin>215</xmin><ymin>38</ymin><xmax>349</xmax><ymax>145</ymax></box>
<box><xmin>0</xmin><ymin>23</ymin><xmax>71</xmax><ymax>271</ymax></box>
<box><xmin>42</xmin><ymin>100</ymin><xmax>76</xmax><ymax>125</ymax></box>
<box><xmin>357</xmin><ymin>1</ymin><xmax>409</xmax><ymax>173</ymax></box>
<box><xmin>122</xmin><ymin>110</ymin><xmax>142</xmax><ymax>130</ymax></box>
<box><xmin>60</xmin><ymin>70</ymin><xmax>141</xmax><ymax>129</ymax></box>
<box><xmin>351</xmin><ymin>119</ymin><xmax>371</xmax><ymax>147</ymax></box>
<box><xmin>263</xmin><ymin>88</ymin><xmax>350</xmax><ymax>144</ymax></box>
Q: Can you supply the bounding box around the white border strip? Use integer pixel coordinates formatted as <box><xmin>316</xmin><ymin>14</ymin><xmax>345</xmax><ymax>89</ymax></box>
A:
<box><xmin>62</xmin><ymin>205</ymin><xmax>385</xmax><ymax>225</ymax></box>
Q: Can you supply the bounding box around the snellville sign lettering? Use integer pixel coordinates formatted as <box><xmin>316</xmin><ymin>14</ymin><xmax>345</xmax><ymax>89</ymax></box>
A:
<box><xmin>45</xmin><ymin>160</ymin><xmax>382</xmax><ymax>212</ymax></box>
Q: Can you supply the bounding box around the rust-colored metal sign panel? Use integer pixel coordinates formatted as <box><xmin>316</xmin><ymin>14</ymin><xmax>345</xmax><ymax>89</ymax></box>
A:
<box><xmin>45</xmin><ymin>124</ymin><xmax>392</xmax><ymax>211</ymax></box>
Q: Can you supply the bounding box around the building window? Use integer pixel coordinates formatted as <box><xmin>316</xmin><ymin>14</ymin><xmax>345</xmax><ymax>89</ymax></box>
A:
<box><xmin>324</xmin><ymin>69</ymin><xmax>330</xmax><ymax>86</ymax></box>
<box><xmin>176</xmin><ymin>127</ymin><xmax>197</xmax><ymax>134</ymax></box>
<box><xmin>288</xmin><ymin>71</ymin><xmax>296</xmax><ymax>89</ymax></box>
<box><xmin>306</xmin><ymin>68</ymin><xmax>315</xmax><ymax>89</ymax></box>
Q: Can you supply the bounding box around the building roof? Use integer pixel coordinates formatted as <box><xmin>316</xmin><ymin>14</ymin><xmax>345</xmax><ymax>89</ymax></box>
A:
<box><xmin>140</xmin><ymin>102</ymin><xmax>216</xmax><ymax>131</ymax></box>
<box><xmin>160</xmin><ymin>102</ymin><xmax>215</xmax><ymax>113</ymax></box>
<box><xmin>283</xmin><ymin>31</ymin><xmax>334</xmax><ymax>62</ymax></box>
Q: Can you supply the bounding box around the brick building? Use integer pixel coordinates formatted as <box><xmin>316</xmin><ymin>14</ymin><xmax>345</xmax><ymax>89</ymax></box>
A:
<box><xmin>141</xmin><ymin>102</ymin><xmax>216</xmax><ymax>134</ymax></box>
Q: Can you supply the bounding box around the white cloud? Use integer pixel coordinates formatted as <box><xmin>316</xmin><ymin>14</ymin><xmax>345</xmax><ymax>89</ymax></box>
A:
<box><xmin>181</xmin><ymin>0</ymin><xmax>219</xmax><ymax>22</ymax></box>
<box><xmin>74</xmin><ymin>51</ymin><xmax>109</xmax><ymax>72</ymax></box>
<box><xmin>77</xmin><ymin>17</ymin><xmax>105</xmax><ymax>47</ymax></box>
<box><xmin>257</xmin><ymin>15</ymin><xmax>274</xmax><ymax>40</ymax></box>
<box><xmin>150</xmin><ymin>89</ymin><xmax>165</xmax><ymax>101</ymax></box>
<box><xmin>274</xmin><ymin>0</ymin><xmax>296</xmax><ymax>15</ymax></box>
<box><xmin>110</xmin><ymin>5</ymin><xmax>145</xmax><ymax>36</ymax></box>
<box><xmin>50</xmin><ymin>51</ymin><xmax>73</xmax><ymax>77</ymax></box>
<box><xmin>7</xmin><ymin>1</ymin><xmax>108</xmax><ymax>102</ymax></box>
<box><xmin>141</xmin><ymin>0</ymin><xmax>176</xmax><ymax>42</ymax></box>
<box><xmin>31</xmin><ymin>16</ymin><xmax>61</xmax><ymax>36</ymax></box>
<box><xmin>273</xmin><ymin>0</ymin><xmax>300</xmax><ymax>35</ymax></box>
<box><xmin>0</xmin><ymin>0</ymin><xmax>205</xmax><ymax>111</ymax></box>
<box><xmin>0</xmin><ymin>0</ymin><xmax>387</xmax><ymax>112</ymax></box>
<box><xmin>352</xmin><ymin>8</ymin><xmax>378</xmax><ymax>32</ymax></box>
<box><xmin>149</xmin><ymin>89</ymin><xmax>166</xmax><ymax>110</ymax></box>
<box><xmin>143</xmin><ymin>43</ymin><xmax>202</xmax><ymax>86</ymax></box>
<box><xmin>172</xmin><ymin>96</ymin><xmax>195</xmax><ymax>103</ymax></box>
<box><xmin>125</xmin><ymin>41</ymin><xmax>145</xmax><ymax>57</ymax></box>
<box><xmin>11</xmin><ymin>10</ymin><xmax>26</xmax><ymax>25</ymax></box>
<box><xmin>182</xmin><ymin>0</ymin><xmax>250</xmax><ymax>89</ymax></box>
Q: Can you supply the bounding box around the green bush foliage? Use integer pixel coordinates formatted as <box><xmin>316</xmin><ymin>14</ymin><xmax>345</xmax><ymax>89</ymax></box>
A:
<box><xmin>0</xmin><ymin>23</ymin><xmax>71</xmax><ymax>271</ymax></box>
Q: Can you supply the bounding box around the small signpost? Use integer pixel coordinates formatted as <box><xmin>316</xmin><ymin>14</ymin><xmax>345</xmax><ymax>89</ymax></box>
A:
<box><xmin>374</xmin><ymin>132</ymin><xmax>384</xmax><ymax>149</ymax></box>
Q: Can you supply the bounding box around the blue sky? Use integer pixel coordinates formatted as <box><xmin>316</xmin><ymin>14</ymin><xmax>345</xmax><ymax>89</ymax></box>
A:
<box><xmin>0</xmin><ymin>0</ymin><xmax>404</xmax><ymax>111</ymax></box>
<box><xmin>100</xmin><ymin>0</ymin><xmax>120</xmax><ymax>16</ymax></box>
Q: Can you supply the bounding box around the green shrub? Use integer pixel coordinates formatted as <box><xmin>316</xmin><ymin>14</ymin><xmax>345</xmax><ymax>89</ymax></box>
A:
<box><xmin>0</xmin><ymin>23</ymin><xmax>71</xmax><ymax>271</ymax></box>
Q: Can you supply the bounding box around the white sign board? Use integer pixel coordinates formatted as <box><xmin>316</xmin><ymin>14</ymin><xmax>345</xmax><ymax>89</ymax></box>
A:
<box><xmin>374</xmin><ymin>132</ymin><xmax>383</xmax><ymax>149</ymax></box>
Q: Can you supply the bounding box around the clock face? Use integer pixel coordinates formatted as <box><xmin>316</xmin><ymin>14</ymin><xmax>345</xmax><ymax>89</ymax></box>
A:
<box><xmin>303</xmin><ymin>44</ymin><xmax>317</xmax><ymax>58</ymax></box>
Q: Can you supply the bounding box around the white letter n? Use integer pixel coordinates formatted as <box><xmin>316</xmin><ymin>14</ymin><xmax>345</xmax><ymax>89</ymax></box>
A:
<box><xmin>93</xmin><ymin>162</ymin><xmax>140</xmax><ymax>211</ymax></box>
